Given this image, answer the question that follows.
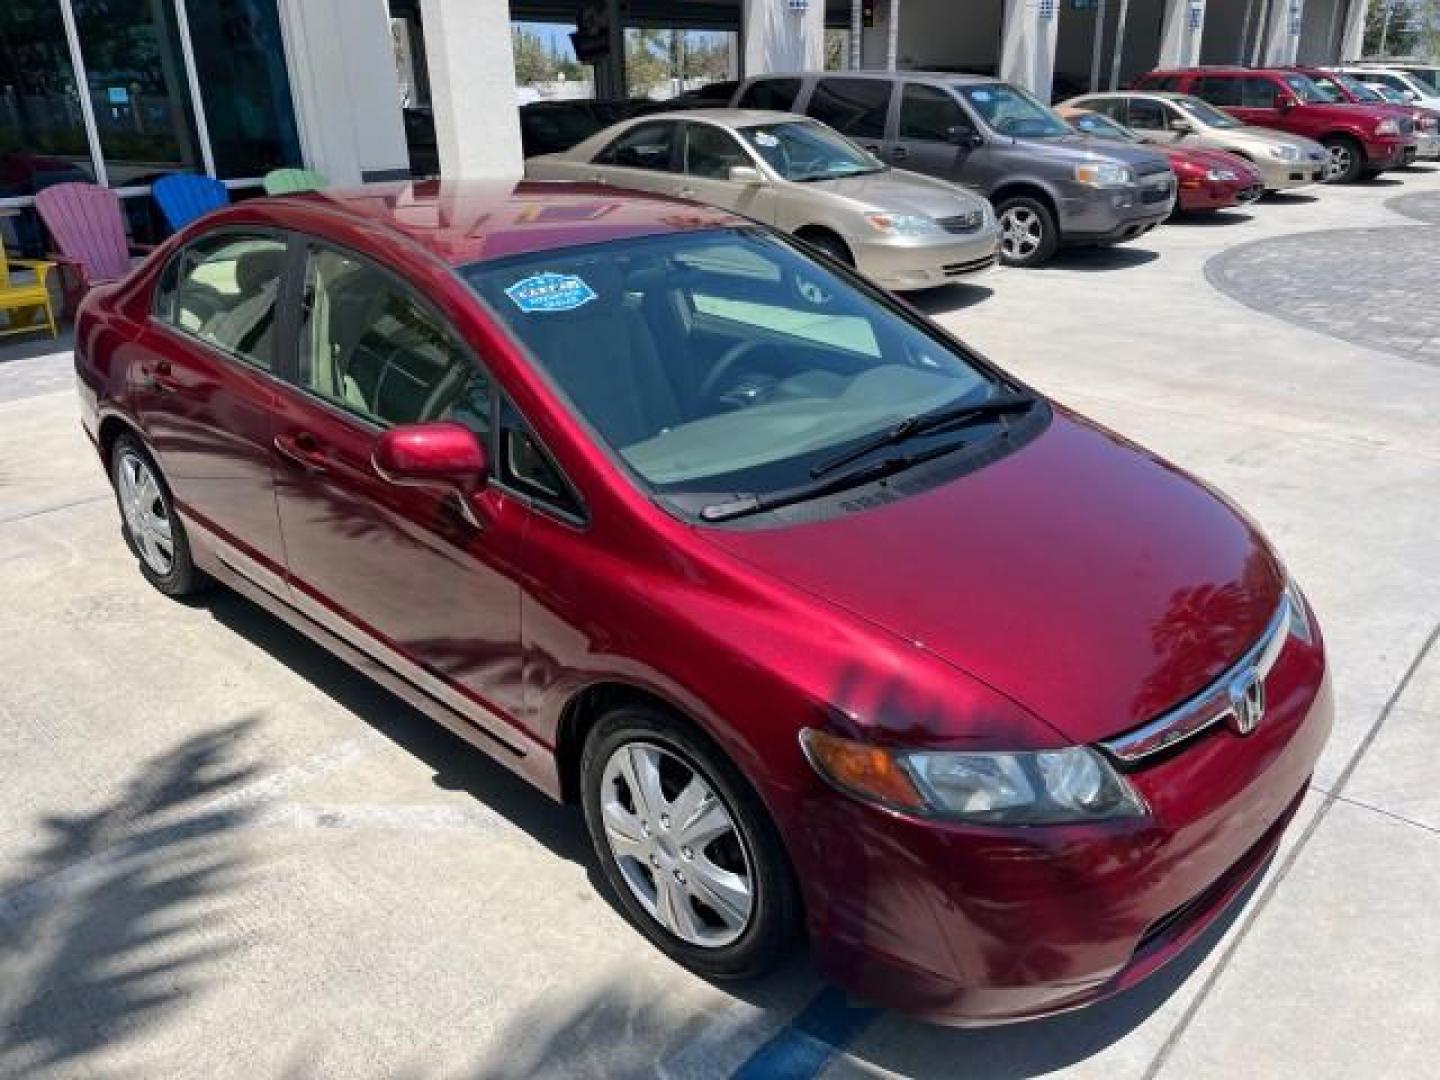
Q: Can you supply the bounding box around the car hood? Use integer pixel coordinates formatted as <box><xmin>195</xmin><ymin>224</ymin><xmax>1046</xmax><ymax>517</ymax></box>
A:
<box><xmin>1296</xmin><ymin>102</ymin><xmax>1395</xmax><ymax>124</ymax></box>
<box><xmin>811</xmin><ymin>169</ymin><xmax>987</xmax><ymax>217</ymax></box>
<box><xmin>701</xmin><ymin>411</ymin><xmax>1286</xmax><ymax>744</ymax></box>
<box><xmin>1162</xmin><ymin>145</ymin><xmax>1260</xmax><ymax>175</ymax></box>
<box><xmin>1013</xmin><ymin>134</ymin><xmax>1173</xmax><ymax>172</ymax></box>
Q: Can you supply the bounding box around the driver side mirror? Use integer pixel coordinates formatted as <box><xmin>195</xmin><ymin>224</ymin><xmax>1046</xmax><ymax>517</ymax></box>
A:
<box><xmin>373</xmin><ymin>422</ymin><xmax>488</xmax><ymax>522</ymax></box>
<box><xmin>1168</xmin><ymin>116</ymin><xmax>1193</xmax><ymax>133</ymax></box>
<box><xmin>727</xmin><ymin>164</ymin><xmax>763</xmax><ymax>185</ymax></box>
<box><xmin>947</xmin><ymin>125</ymin><xmax>983</xmax><ymax>147</ymax></box>
<box><xmin>1274</xmin><ymin>93</ymin><xmax>1297</xmax><ymax>111</ymax></box>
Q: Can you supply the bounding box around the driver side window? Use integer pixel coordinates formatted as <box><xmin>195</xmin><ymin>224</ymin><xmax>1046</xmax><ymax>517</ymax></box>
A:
<box><xmin>899</xmin><ymin>84</ymin><xmax>964</xmax><ymax>142</ymax></box>
<box><xmin>1127</xmin><ymin>99</ymin><xmax>1166</xmax><ymax>131</ymax></box>
<box><xmin>685</xmin><ymin>124</ymin><xmax>750</xmax><ymax>179</ymax></box>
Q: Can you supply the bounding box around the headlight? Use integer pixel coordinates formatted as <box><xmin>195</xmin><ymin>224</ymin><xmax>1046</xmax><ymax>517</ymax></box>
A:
<box><xmin>1269</xmin><ymin>144</ymin><xmax>1301</xmax><ymax>161</ymax></box>
<box><xmin>1375</xmin><ymin>118</ymin><xmax>1401</xmax><ymax>136</ymax></box>
<box><xmin>864</xmin><ymin>212</ymin><xmax>944</xmax><ymax>236</ymax></box>
<box><xmin>1206</xmin><ymin>168</ymin><xmax>1239</xmax><ymax>181</ymax></box>
<box><xmin>1073</xmin><ymin>162</ymin><xmax>1133</xmax><ymax>187</ymax></box>
<box><xmin>800</xmin><ymin>730</ymin><xmax>1148</xmax><ymax>825</ymax></box>
<box><xmin>1284</xmin><ymin>577</ymin><xmax>1315</xmax><ymax>645</ymax></box>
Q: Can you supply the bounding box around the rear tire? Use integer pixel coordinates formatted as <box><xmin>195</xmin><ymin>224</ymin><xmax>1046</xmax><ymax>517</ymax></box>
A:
<box><xmin>1321</xmin><ymin>136</ymin><xmax>1364</xmax><ymax>184</ymax></box>
<box><xmin>580</xmin><ymin>703</ymin><xmax>801</xmax><ymax>981</ymax></box>
<box><xmin>111</xmin><ymin>434</ymin><xmax>208</xmax><ymax>598</ymax></box>
<box><xmin>995</xmin><ymin>195</ymin><xmax>1059</xmax><ymax>267</ymax></box>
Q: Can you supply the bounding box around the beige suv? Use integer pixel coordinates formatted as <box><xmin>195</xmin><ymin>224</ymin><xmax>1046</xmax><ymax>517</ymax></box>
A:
<box><xmin>1061</xmin><ymin>91</ymin><xmax>1326</xmax><ymax>192</ymax></box>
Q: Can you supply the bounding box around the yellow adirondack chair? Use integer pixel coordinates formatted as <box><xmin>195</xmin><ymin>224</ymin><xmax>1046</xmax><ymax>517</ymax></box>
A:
<box><xmin>0</xmin><ymin>245</ymin><xmax>59</xmax><ymax>340</ymax></box>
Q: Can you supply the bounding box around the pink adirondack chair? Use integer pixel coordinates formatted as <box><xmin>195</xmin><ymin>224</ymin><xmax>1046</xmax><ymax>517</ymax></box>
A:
<box><xmin>33</xmin><ymin>182</ymin><xmax>152</xmax><ymax>314</ymax></box>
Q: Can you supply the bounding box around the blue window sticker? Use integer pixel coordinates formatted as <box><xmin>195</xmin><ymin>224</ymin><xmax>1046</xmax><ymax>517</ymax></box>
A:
<box><xmin>504</xmin><ymin>272</ymin><xmax>598</xmax><ymax>313</ymax></box>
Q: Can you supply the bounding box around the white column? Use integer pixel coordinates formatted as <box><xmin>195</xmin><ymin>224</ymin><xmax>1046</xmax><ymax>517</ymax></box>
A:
<box><xmin>1261</xmin><ymin>0</ymin><xmax>1305</xmax><ymax>63</ymax></box>
<box><xmin>1159</xmin><ymin>0</ymin><xmax>1207</xmax><ymax>67</ymax></box>
<box><xmin>1000</xmin><ymin>0</ymin><xmax>1060</xmax><ymax>101</ymax></box>
<box><xmin>1339</xmin><ymin>0</ymin><xmax>1369</xmax><ymax>60</ymax></box>
<box><xmin>420</xmin><ymin>0</ymin><xmax>524</xmax><ymax>180</ymax></box>
<box><xmin>744</xmin><ymin>0</ymin><xmax>826</xmax><ymax>75</ymax></box>
<box><xmin>277</xmin><ymin>0</ymin><xmax>410</xmax><ymax>185</ymax></box>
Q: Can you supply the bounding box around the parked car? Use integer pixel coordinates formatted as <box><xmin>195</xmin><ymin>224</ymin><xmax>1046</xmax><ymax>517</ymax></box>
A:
<box><xmin>519</xmin><ymin>98</ymin><xmax>667</xmax><ymax>157</ymax></box>
<box><xmin>1062</xmin><ymin>91</ymin><xmax>1326</xmax><ymax>192</ymax></box>
<box><xmin>1333</xmin><ymin>63</ymin><xmax>1440</xmax><ymax>109</ymax></box>
<box><xmin>727</xmin><ymin>72</ymin><xmax>1176</xmax><ymax>267</ymax></box>
<box><xmin>403</xmin><ymin>107</ymin><xmax>439</xmax><ymax>178</ymax></box>
<box><xmin>526</xmin><ymin>110</ymin><xmax>1000</xmax><ymax>290</ymax></box>
<box><xmin>666</xmin><ymin>80</ymin><xmax>740</xmax><ymax>108</ymax></box>
<box><xmin>1134</xmin><ymin>67</ymin><xmax>1415</xmax><ymax>183</ymax></box>
<box><xmin>1291</xmin><ymin>67</ymin><xmax>1439</xmax><ymax>160</ymax></box>
<box><xmin>1056</xmin><ymin>107</ymin><xmax>1263</xmax><ymax>212</ymax></box>
<box><xmin>75</xmin><ymin>180</ymin><xmax>1331</xmax><ymax>1025</ymax></box>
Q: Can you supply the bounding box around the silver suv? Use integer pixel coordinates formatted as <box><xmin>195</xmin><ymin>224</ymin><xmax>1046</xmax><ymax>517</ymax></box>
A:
<box><xmin>729</xmin><ymin>72</ymin><xmax>1175</xmax><ymax>267</ymax></box>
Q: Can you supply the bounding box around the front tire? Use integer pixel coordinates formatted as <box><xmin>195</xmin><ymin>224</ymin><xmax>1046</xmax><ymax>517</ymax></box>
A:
<box><xmin>995</xmin><ymin>195</ymin><xmax>1059</xmax><ymax>267</ymax></box>
<box><xmin>1321</xmin><ymin>136</ymin><xmax>1364</xmax><ymax>184</ymax></box>
<box><xmin>111</xmin><ymin>434</ymin><xmax>207</xmax><ymax>597</ymax></box>
<box><xmin>580</xmin><ymin>704</ymin><xmax>800</xmax><ymax>980</ymax></box>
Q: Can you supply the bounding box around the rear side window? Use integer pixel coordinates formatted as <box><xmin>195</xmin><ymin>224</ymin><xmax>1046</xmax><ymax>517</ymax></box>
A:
<box><xmin>1080</xmin><ymin>97</ymin><xmax>1128</xmax><ymax>123</ymax></box>
<box><xmin>807</xmin><ymin>78</ymin><xmax>893</xmax><ymax>140</ymax></box>
<box><xmin>295</xmin><ymin>246</ymin><xmax>491</xmax><ymax>433</ymax></box>
<box><xmin>1148</xmin><ymin>75</ymin><xmax>1184</xmax><ymax>92</ymax></box>
<box><xmin>898</xmin><ymin>84</ymin><xmax>964</xmax><ymax>141</ymax></box>
<box><xmin>736</xmin><ymin>78</ymin><xmax>801</xmax><ymax>111</ymax></box>
<box><xmin>154</xmin><ymin>232</ymin><xmax>287</xmax><ymax>371</ymax></box>
<box><xmin>595</xmin><ymin>121</ymin><xmax>679</xmax><ymax>171</ymax></box>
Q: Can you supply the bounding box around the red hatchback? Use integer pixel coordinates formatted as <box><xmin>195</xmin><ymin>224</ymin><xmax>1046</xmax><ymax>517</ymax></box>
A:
<box><xmin>75</xmin><ymin>182</ymin><xmax>1330</xmax><ymax>1024</ymax></box>
<box><xmin>1137</xmin><ymin>66</ymin><xmax>1415</xmax><ymax>183</ymax></box>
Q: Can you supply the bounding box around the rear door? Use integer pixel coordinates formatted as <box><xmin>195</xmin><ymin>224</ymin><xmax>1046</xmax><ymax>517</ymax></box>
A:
<box><xmin>269</xmin><ymin>240</ymin><xmax>530</xmax><ymax>741</ymax></box>
<box><xmin>888</xmin><ymin>82</ymin><xmax>982</xmax><ymax>186</ymax></box>
<box><xmin>587</xmin><ymin>120</ymin><xmax>682</xmax><ymax>194</ymax></box>
<box><xmin>140</xmin><ymin>229</ymin><xmax>292</xmax><ymax>594</ymax></box>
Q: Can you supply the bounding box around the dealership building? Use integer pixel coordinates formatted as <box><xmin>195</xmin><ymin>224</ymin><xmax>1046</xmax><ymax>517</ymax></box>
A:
<box><xmin>0</xmin><ymin>0</ymin><xmax>1375</xmax><ymax>219</ymax></box>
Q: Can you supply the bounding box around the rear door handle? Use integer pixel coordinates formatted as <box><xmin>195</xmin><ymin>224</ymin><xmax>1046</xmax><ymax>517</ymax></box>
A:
<box><xmin>273</xmin><ymin>431</ymin><xmax>328</xmax><ymax>475</ymax></box>
<box><xmin>890</xmin><ymin>146</ymin><xmax>909</xmax><ymax>160</ymax></box>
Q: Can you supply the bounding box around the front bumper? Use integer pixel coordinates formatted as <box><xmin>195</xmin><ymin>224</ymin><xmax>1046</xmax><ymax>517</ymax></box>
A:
<box><xmin>1413</xmin><ymin>130</ymin><xmax>1440</xmax><ymax>160</ymax></box>
<box><xmin>1057</xmin><ymin>181</ymin><xmax>1173</xmax><ymax>245</ymax></box>
<box><xmin>851</xmin><ymin>223</ymin><xmax>1001</xmax><ymax>292</ymax></box>
<box><xmin>800</xmin><ymin>636</ymin><xmax>1331</xmax><ymax>1025</ymax></box>
<box><xmin>1256</xmin><ymin>157</ymin><xmax>1324</xmax><ymax>191</ymax></box>
<box><xmin>1363</xmin><ymin>136</ymin><xmax>1413</xmax><ymax>171</ymax></box>
<box><xmin>1176</xmin><ymin>176</ymin><xmax>1263</xmax><ymax>212</ymax></box>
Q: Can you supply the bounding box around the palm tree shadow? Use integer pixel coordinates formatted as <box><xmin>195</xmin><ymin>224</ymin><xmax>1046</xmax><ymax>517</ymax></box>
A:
<box><xmin>0</xmin><ymin>717</ymin><xmax>265</xmax><ymax>1075</ymax></box>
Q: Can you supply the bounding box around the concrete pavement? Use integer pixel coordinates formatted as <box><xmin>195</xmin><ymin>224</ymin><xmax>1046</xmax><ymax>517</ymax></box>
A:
<box><xmin>1</xmin><ymin>165</ymin><xmax>1438</xmax><ymax>1078</ymax></box>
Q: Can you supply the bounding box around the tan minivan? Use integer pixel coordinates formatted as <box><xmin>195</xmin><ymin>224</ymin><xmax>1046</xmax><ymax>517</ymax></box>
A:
<box><xmin>1061</xmin><ymin>91</ymin><xmax>1326</xmax><ymax>192</ymax></box>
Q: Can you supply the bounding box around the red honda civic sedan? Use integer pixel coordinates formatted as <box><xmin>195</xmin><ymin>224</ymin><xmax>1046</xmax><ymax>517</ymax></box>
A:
<box><xmin>75</xmin><ymin>181</ymin><xmax>1330</xmax><ymax>1024</ymax></box>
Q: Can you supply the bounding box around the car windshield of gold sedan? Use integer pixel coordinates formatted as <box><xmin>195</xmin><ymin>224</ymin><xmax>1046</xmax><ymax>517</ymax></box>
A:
<box><xmin>1175</xmin><ymin>96</ymin><xmax>1242</xmax><ymax>129</ymax></box>
<box><xmin>738</xmin><ymin>121</ymin><xmax>884</xmax><ymax>181</ymax></box>
<box><xmin>463</xmin><ymin>229</ymin><xmax>1008</xmax><ymax>501</ymax></box>
<box><xmin>1070</xmin><ymin>113</ymin><xmax>1141</xmax><ymax>143</ymax></box>
<box><xmin>958</xmin><ymin>83</ymin><xmax>1071</xmax><ymax>138</ymax></box>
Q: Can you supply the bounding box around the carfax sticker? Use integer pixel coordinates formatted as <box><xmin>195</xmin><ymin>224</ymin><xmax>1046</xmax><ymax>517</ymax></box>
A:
<box><xmin>505</xmin><ymin>272</ymin><xmax>598</xmax><ymax>313</ymax></box>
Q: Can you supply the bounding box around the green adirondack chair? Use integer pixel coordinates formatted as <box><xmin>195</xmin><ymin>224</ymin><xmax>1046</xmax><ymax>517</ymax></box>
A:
<box><xmin>262</xmin><ymin>168</ymin><xmax>328</xmax><ymax>195</ymax></box>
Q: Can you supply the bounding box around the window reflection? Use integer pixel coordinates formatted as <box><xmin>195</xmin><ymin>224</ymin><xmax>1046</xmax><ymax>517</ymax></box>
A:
<box><xmin>0</xmin><ymin>0</ymin><xmax>96</xmax><ymax>198</ymax></box>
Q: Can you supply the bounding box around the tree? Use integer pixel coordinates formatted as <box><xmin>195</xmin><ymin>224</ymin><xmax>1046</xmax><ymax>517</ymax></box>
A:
<box><xmin>512</xmin><ymin>26</ymin><xmax>556</xmax><ymax>85</ymax></box>
<box><xmin>1364</xmin><ymin>0</ymin><xmax>1422</xmax><ymax>56</ymax></box>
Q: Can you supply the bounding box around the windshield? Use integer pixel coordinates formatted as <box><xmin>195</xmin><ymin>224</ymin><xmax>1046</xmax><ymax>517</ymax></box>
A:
<box><xmin>738</xmin><ymin>121</ymin><xmax>883</xmax><ymax>182</ymax></box>
<box><xmin>1369</xmin><ymin>83</ymin><xmax>1407</xmax><ymax>102</ymax></box>
<box><xmin>1068</xmin><ymin>112</ymin><xmax>1141</xmax><ymax>143</ymax></box>
<box><xmin>956</xmin><ymin>82</ymin><xmax>1072</xmax><ymax>138</ymax></box>
<box><xmin>463</xmin><ymin>229</ymin><xmax>1006</xmax><ymax>504</ymax></box>
<box><xmin>1326</xmin><ymin>72</ymin><xmax>1382</xmax><ymax>102</ymax></box>
<box><xmin>1396</xmin><ymin>66</ymin><xmax>1440</xmax><ymax>93</ymax></box>
<box><xmin>1281</xmin><ymin>74</ymin><xmax>1328</xmax><ymax>103</ymax></box>
<box><xmin>1175</xmin><ymin>95</ymin><xmax>1242</xmax><ymax>128</ymax></box>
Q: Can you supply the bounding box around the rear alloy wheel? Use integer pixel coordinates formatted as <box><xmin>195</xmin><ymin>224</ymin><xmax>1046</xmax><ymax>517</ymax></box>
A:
<box><xmin>111</xmin><ymin>435</ymin><xmax>207</xmax><ymax>597</ymax></box>
<box><xmin>995</xmin><ymin>196</ymin><xmax>1059</xmax><ymax>267</ymax></box>
<box><xmin>581</xmin><ymin>705</ymin><xmax>799</xmax><ymax>980</ymax></box>
<box><xmin>1321</xmin><ymin>137</ymin><xmax>1363</xmax><ymax>184</ymax></box>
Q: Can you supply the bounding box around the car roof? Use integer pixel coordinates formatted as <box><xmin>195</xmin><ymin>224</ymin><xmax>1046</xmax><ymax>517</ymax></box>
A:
<box><xmin>621</xmin><ymin>108</ymin><xmax>799</xmax><ymax>125</ymax></box>
<box><xmin>745</xmin><ymin>70</ymin><xmax>1002</xmax><ymax>86</ymax></box>
<box><xmin>252</xmin><ymin>179</ymin><xmax>747</xmax><ymax>268</ymax></box>
<box><xmin>1070</xmin><ymin>90</ymin><xmax>1190</xmax><ymax>100</ymax></box>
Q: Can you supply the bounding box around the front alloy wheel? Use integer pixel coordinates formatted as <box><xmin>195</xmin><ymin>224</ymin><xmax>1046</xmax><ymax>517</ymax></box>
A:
<box><xmin>599</xmin><ymin>742</ymin><xmax>753</xmax><ymax>947</ymax></box>
<box><xmin>116</xmin><ymin>447</ymin><xmax>175</xmax><ymax>576</ymax></box>
<box><xmin>1322</xmin><ymin>139</ymin><xmax>1361</xmax><ymax>183</ymax></box>
<box><xmin>995</xmin><ymin>196</ymin><xmax>1059</xmax><ymax>267</ymax></box>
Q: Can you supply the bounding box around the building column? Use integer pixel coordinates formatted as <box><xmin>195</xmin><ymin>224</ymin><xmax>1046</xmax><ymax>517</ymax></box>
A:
<box><xmin>277</xmin><ymin>0</ymin><xmax>410</xmax><ymax>185</ymax></box>
<box><xmin>744</xmin><ymin>0</ymin><xmax>825</xmax><ymax>75</ymax></box>
<box><xmin>1260</xmin><ymin>0</ymin><xmax>1305</xmax><ymax>63</ymax></box>
<box><xmin>1338</xmin><ymin>0</ymin><xmax>1369</xmax><ymax>60</ymax></box>
<box><xmin>419</xmin><ymin>0</ymin><xmax>523</xmax><ymax>180</ymax></box>
<box><xmin>1000</xmin><ymin>0</ymin><xmax>1060</xmax><ymax>100</ymax></box>
<box><xmin>1159</xmin><ymin>0</ymin><xmax>1207</xmax><ymax>67</ymax></box>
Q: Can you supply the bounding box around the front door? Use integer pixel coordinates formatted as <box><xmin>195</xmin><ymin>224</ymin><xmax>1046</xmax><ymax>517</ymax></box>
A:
<box><xmin>676</xmin><ymin>121</ymin><xmax>774</xmax><ymax>221</ymax></box>
<box><xmin>887</xmin><ymin>82</ymin><xmax>982</xmax><ymax>188</ymax></box>
<box><xmin>137</xmin><ymin>230</ymin><xmax>291</xmax><ymax>594</ymax></box>
<box><xmin>270</xmin><ymin>241</ymin><xmax>528</xmax><ymax>740</ymax></box>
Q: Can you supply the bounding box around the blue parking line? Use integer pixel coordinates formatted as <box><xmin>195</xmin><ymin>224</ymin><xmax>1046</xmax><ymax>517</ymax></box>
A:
<box><xmin>731</xmin><ymin>986</ymin><xmax>881</xmax><ymax>1080</ymax></box>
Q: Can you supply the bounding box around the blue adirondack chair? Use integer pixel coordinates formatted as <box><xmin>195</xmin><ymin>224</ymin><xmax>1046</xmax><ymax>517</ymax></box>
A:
<box><xmin>152</xmin><ymin>174</ymin><xmax>230</xmax><ymax>232</ymax></box>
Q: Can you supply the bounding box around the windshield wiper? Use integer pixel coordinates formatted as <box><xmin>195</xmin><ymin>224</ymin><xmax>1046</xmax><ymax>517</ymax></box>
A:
<box><xmin>700</xmin><ymin>438</ymin><xmax>972</xmax><ymax>523</ymax></box>
<box><xmin>808</xmin><ymin>392</ymin><xmax>1035</xmax><ymax>480</ymax></box>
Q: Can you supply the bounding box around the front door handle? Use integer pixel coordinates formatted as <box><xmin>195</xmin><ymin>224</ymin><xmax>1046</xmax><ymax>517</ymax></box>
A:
<box><xmin>273</xmin><ymin>431</ymin><xmax>328</xmax><ymax>475</ymax></box>
<box><xmin>861</xmin><ymin>143</ymin><xmax>882</xmax><ymax>153</ymax></box>
<box><xmin>140</xmin><ymin>359</ymin><xmax>179</xmax><ymax>392</ymax></box>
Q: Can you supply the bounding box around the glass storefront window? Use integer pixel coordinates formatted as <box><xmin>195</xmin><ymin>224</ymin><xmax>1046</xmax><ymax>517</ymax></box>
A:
<box><xmin>72</xmin><ymin>0</ymin><xmax>202</xmax><ymax>186</ymax></box>
<box><xmin>624</xmin><ymin>28</ymin><xmax>738</xmax><ymax>101</ymax></box>
<box><xmin>0</xmin><ymin>0</ymin><xmax>96</xmax><ymax>197</ymax></box>
<box><xmin>185</xmin><ymin>0</ymin><xmax>301</xmax><ymax>178</ymax></box>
